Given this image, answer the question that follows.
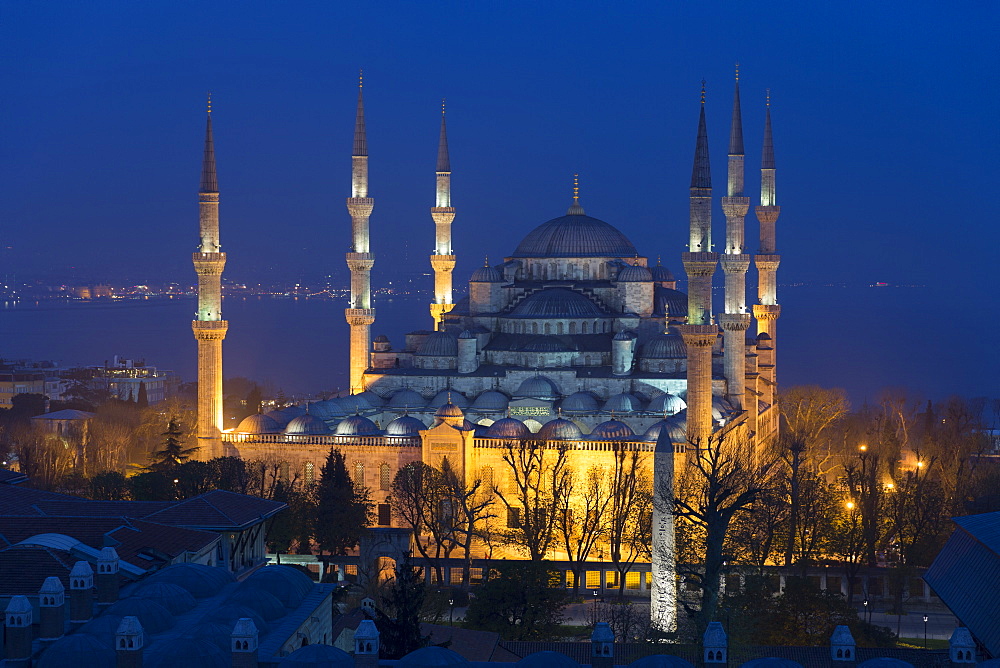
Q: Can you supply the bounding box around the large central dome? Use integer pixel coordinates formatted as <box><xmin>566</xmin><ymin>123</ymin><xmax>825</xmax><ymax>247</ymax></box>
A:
<box><xmin>511</xmin><ymin>213</ymin><xmax>638</xmax><ymax>258</ymax></box>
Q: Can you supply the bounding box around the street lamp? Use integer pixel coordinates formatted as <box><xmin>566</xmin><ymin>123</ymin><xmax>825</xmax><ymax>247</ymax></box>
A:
<box><xmin>863</xmin><ymin>599</ymin><xmax>869</xmax><ymax>624</ymax></box>
<box><xmin>449</xmin><ymin>598</ymin><xmax>454</xmax><ymax>626</ymax></box>
<box><xmin>923</xmin><ymin>614</ymin><xmax>929</xmax><ymax>649</ymax></box>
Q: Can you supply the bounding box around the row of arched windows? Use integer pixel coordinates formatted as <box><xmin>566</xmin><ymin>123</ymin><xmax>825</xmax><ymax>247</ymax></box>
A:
<box><xmin>503</xmin><ymin>320</ymin><xmax>612</xmax><ymax>336</ymax></box>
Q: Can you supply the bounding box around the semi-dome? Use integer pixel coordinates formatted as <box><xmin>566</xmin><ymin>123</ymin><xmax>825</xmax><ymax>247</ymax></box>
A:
<box><xmin>385</xmin><ymin>414</ymin><xmax>427</xmax><ymax>436</ymax></box>
<box><xmin>388</xmin><ymin>389</ymin><xmax>427</xmax><ymax>411</ymax></box>
<box><xmin>399</xmin><ymin>646</ymin><xmax>471</xmax><ymax>668</ymax></box>
<box><xmin>280</xmin><ymin>644</ymin><xmax>354</xmax><ymax>668</ymax></box>
<box><xmin>509</xmin><ymin>288</ymin><xmax>607</xmax><ymax>318</ymax></box>
<box><xmin>613</xmin><ymin>330</ymin><xmax>636</xmax><ymax>341</ymax></box>
<box><xmin>650</xmin><ymin>264</ymin><xmax>675</xmax><ymax>282</ymax></box>
<box><xmin>416</xmin><ymin>331</ymin><xmax>458</xmax><ymax>357</ymax></box>
<box><xmin>537</xmin><ymin>418</ymin><xmax>583</xmax><ymax>441</ymax></box>
<box><xmin>470</xmin><ymin>265</ymin><xmax>504</xmax><ymax>282</ymax></box>
<box><xmin>652</xmin><ymin>286</ymin><xmax>689</xmax><ymax>318</ymax></box>
<box><xmin>647</xmin><ymin>393</ymin><xmax>687</xmax><ymax>414</ymax></box>
<box><xmin>522</xmin><ymin>336</ymin><xmax>576</xmax><ymax>352</ymax></box>
<box><xmin>561</xmin><ymin>391</ymin><xmax>600</xmax><ymax>414</ymax></box>
<box><xmin>37</xmin><ymin>634</ymin><xmax>115</xmax><ymax>668</ymax></box>
<box><xmin>642</xmin><ymin>333</ymin><xmax>687</xmax><ymax>359</ymax></box>
<box><xmin>590</xmin><ymin>418</ymin><xmax>635</xmax><ymax>440</ymax></box>
<box><xmin>428</xmin><ymin>390</ymin><xmax>469</xmax><ymax>410</ymax></box>
<box><xmin>286</xmin><ymin>413</ymin><xmax>332</xmax><ymax>436</ymax></box>
<box><xmin>335</xmin><ymin>414</ymin><xmax>379</xmax><ymax>436</ymax></box>
<box><xmin>469</xmin><ymin>390</ymin><xmax>509</xmax><ymax>413</ymax></box>
<box><xmin>617</xmin><ymin>264</ymin><xmax>653</xmax><ymax>282</ymax></box>
<box><xmin>514</xmin><ymin>375</ymin><xmax>561</xmax><ymax>400</ymax></box>
<box><xmin>518</xmin><ymin>651</ymin><xmax>581</xmax><ymax>668</ymax></box>
<box><xmin>512</xmin><ymin>213</ymin><xmax>638</xmax><ymax>258</ymax></box>
<box><xmin>712</xmin><ymin>396</ymin><xmax>734</xmax><ymax>421</ymax></box>
<box><xmin>236</xmin><ymin>413</ymin><xmax>281</xmax><ymax>435</ymax></box>
<box><xmin>485</xmin><ymin>417</ymin><xmax>531</xmax><ymax>438</ymax></box>
<box><xmin>603</xmin><ymin>393</ymin><xmax>644</xmax><ymax>413</ymax></box>
<box><xmin>458</xmin><ymin>329</ymin><xmax>475</xmax><ymax>339</ymax></box>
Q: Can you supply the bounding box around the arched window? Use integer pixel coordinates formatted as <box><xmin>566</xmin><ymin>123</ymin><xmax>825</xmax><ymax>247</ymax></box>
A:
<box><xmin>583</xmin><ymin>264</ymin><xmax>590</xmax><ymax>279</ymax></box>
<box><xmin>354</xmin><ymin>462</ymin><xmax>365</xmax><ymax>487</ymax></box>
<box><xmin>544</xmin><ymin>323</ymin><xmax>551</xmax><ymax>335</ymax></box>
<box><xmin>569</xmin><ymin>322</ymin><xmax>577</xmax><ymax>334</ymax></box>
<box><xmin>380</xmin><ymin>463</ymin><xmax>391</xmax><ymax>491</ymax></box>
<box><xmin>557</xmin><ymin>322</ymin><xmax>563</xmax><ymax>335</ymax></box>
<box><xmin>304</xmin><ymin>461</ymin><xmax>314</xmax><ymax>485</ymax></box>
<box><xmin>532</xmin><ymin>322</ymin><xmax>539</xmax><ymax>334</ymax></box>
<box><xmin>582</xmin><ymin>321</ymin><xmax>589</xmax><ymax>334</ymax></box>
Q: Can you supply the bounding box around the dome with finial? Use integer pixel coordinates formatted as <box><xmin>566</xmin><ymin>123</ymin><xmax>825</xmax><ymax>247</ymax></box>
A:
<box><xmin>388</xmin><ymin>389</ymin><xmax>426</xmax><ymax>411</ymax></box>
<box><xmin>643</xmin><ymin>416</ymin><xmax>687</xmax><ymax>443</ymax></box>
<box><xmin>416</xmin><ymin>331</ymin><xmax>458</xmax><ymax>357</ymax></box>
<box><xmin>470</xmin><ymin>261</ymin><xmax>504</xmax><ymax>283</ymax></box>
<box><xmin>485</xmin><ymin>417</ymin><xmax>531</xmax><ymax>439</ymax></box>
<box><xmin>469</xmin><ymin>390</ymin><xmax>509</xmax><ymax>413</ymax></box>
<box><xmin>285</xmin><ymin>412</ymin><xmax>332</xmax><ymax>436</ymax></box>
<box><xmin>603</xmin><ymin>393</ymin><xmax>644</xmax><ymax>413</ymax></box>
<box><xmin>590</xmin><ymin>418</ymin><xmax>635</xmax><ymax>440</ymax></box>
<box><xmin>537</xmin><ymin>417</ymin><xmax>583</xmax><ymax>441</ymax></box>
<box><xmin>512</xmin><ymin>211</ymin><xmax>638</xmax><ymax>258</ymax></box>
<box><xmin>642</xmin><ymin>333</ymin><xmax>687</xmax><ymax>359</ymax></box>
<box><xmin>647</xmin><ymin>393</ymin><xmax>686</xmax><ymax>414</ymax></box>
<box><xmin>385</xmin><ymin>414</ymin><xmax>427</xmax><ymax>436</ymax></box>
<box><xmin>514</xmin><ymin>375</ymin><xmax>561</xmax><ymax>400</ymax></box>
<box><xmin>236</xmin><ymin>413</ymin><xmax>281</xmax><ymax>434</ymax></box>
<box><xmin>436</xmin><ymin>400</ymin><xmax>464</xmax><ymax>419</ymax></box>
<box><xmin>617</xmin><ymin>264</ymin><xmax>653</xmax><ymax>282</ymax></box>
<box><xmin>334</xmin><ymin>414</ymin><xmax>379</xmax><ymax>436</ymax></box>
<box><xmin>428</xmin><ymin>390</ymin><xmax>469</xmax><ymax>410</ymax></box>
<box><xmin>560</xmin><ymin>391</ymin><xmax>600</xmax><ymax>414</ymax></box>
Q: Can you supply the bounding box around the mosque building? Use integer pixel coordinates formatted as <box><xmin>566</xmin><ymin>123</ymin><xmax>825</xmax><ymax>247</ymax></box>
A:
<box><xmin>200</xmin><ymin>71</ymin><xmax>783</xmax><ymax>632</ymax></box>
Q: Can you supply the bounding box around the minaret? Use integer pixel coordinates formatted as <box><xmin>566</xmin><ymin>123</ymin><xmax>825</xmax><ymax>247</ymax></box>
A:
<box><xmin>718</xmin><ymin>65</ymin><xmax>753</xmax><ymax>410</ymax></box>
<box><xmin>429</xmin><ymin>100</ymin><xmax>456</xmax><ymax>330</ymax></box>
<box><xmin>345</xmin><ymin>73</ymin><xmax>376</xmax><ymax>394</ymax></box>
<box><xmin>679</xmin><ymin>81</ymin><xmax>719</xmax><ymax>448</ymax></box>
<box><xmin>754</xmin><ymin>90</ymin><xmax>781</xmax><ymax>406</ymax></box>
<box><xmin>192</xmin><ymin>94</ymin><xmax>227</xmax><ymax>459</ymax></box>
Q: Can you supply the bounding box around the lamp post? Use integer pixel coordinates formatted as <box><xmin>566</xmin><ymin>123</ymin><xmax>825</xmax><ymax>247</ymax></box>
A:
<box><xmin>863</xmin><ymin>599</ymin><xmax>869</xmax><ymax>625</ymax></box>
<box><xmin>449</xmin><ymin>598</ymin><xmax>454</xmax><ymax>626</ymax></box>
<box><xmin>923</xmin><ymin>614</ymin><xmax>929</xmax><ymax>648</ymax></box>
<box><xmin>592</xmin><ymin>589</ymin><xmax>598</xmax><ymax>626</ymax></box>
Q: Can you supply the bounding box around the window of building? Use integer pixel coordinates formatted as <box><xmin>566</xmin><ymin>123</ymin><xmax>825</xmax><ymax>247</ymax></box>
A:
<box><xmin>380</xmin><ymin>463</ymin><xmax>391</xmax><ymax>491</ymax></box>
<box><xmin>280</xmin><ymin>462</ymin><xmax>289</xmax><ymax>482</ymax></box>
<box><xmin>354</xmin><ymin>462</ymin><xmax>364</xmax><ymax>487</ymax></box>
<box><xmin>304</xmin><ymin>462</ymin><xmax>314</xmax><ymax>485</ymax></box>
<box><xmin>480</xmin><ymin>466</ymin><xmax>494</xmax><ymax>492</ymax></box>
<box><xmin>507</xmin><ymin>507</ymin><xmax>521</xmax><ymax>529</ymax></box>
<box><xmin>377</xmin><ymin>503</ymin><xmax>391</xmax><ymax>526</ymax></box>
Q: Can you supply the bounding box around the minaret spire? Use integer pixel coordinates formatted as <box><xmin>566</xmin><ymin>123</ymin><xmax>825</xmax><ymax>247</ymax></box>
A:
<box><xmin>679</xmin><ymin>81</ymin><xmax>720</xmax><ymax>452</ymax></box>
<box><xmin>346</xmin><ymin>72</ymin><xmax>376</xmax><ymax>393</ymax></box>
<box><xmin>754</xmin><ymin>89</ymin><xmax>782</xmax><ymax>415</ymax></box>
<box><xmin>192</xmin><ymin>95</ymin><xmax>228</xmax><ymax>459</ymax></box>
<box><xmin>429</xmin><ymin>100</ymin><xmax>457</xmax><ymax>329</ymax></box>
<box><xmin>567</xmin><ymin>174</ymin><xmax>585</xmax><ymax>215</ymax></box>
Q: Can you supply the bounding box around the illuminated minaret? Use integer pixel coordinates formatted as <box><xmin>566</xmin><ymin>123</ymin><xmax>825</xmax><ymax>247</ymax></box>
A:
<box><xmin>345</xmin><ymin>73</ymin><xmax>376</xmax><ymax>394</ymax></box>
<box><xmin>679</xmin><ymin>81</ymin><xmax>719</xmax><ymax>448</ymax></box>
<box><xmin>718</xmin><ymin>65</ymin><xmax>752</xmax><ymax>410</ymax></box>
<box><xmin>754</xmin><ymin>90</ymin><xmax>781</xmax><ymax>406</ymax></box>
<box><xmin>191</xmin><ymin>94</ymin><xmax>227</xmax><ymax>459</ymax></box>
<box><xmin>429</xmin><ymin>101</ymin><xmax>456</xmax><ymax>330</ymax></box>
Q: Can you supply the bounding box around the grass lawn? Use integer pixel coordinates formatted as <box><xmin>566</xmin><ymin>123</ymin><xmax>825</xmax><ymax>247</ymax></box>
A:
<box><xmin>896</xmin><ymin>638</ymin><xmax>949</xmax><ymax>650</ymax></box>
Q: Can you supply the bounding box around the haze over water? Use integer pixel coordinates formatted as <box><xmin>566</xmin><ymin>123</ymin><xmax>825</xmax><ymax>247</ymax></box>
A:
<box><xmin>1</xmin><ymin>284</ymin><xmax>990</xmax><ymax>407</ymax></box>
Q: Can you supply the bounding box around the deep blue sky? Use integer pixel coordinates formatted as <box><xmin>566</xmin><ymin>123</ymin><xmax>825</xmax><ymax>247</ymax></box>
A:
<box><xmin>2</xmin><ymin>1</ymin><xmax>997</xmax><ymax>291</ymax></box>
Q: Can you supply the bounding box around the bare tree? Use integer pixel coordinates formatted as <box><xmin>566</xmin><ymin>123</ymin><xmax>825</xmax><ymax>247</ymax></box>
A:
<box><xmin>779</xmin><ymin>386</ymin><xmax>850</xmax><ymax>476</ymax></box>
<box><xmin>390</xmin><ymin>461</ymin><xmax>456</xmax><ymax>583</ymax></box>
<box><xmin>556</xmin><ymin>464</ymin><xmax>610</xmax><ymax>595</ymax></box>
<box><xmin>668</xmin><ymin>429</ymin><xmax>777</xmax><ymax>635</ymax></box>
<box><xmin>607</xmin><ymin>445</ymin><xmax>652</xmax><ymax>596</ymax></box>
<box><xmin>440</xmin><ymin>458</ymin><xmax>497</xmax><ymax>589</ymax></box>
<box><xmin>496</xmin><ymin>438</ymin><xmax>570</xmax><ymax>561</ymax></box>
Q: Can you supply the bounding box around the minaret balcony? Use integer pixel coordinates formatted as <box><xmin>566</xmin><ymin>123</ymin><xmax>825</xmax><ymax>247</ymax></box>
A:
<box><xmin>345</xmin><ymin>308</ymin><xmax>376</xmax><ymax>326</ymax></box>
<box><xmin>346</xmin><ymin>252</ymin><xmax>375</xmax><ymax>272</ymax></box>
<box><xmin>192</xmin><ymin>320</ymin><xmax>229</xmax><ymax>340</ymax></box>
<box><xmin>192</xmin><ymin>252</ymin><xmax>226</xmax><ymax>274</ymax></box>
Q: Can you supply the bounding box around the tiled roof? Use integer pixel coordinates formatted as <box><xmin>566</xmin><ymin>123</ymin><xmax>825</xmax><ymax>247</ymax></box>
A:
<box><xmin>0</xmin><ymin>483</ymin><xmax>75</xmax><ymax>515</ymax></box>
<box><xmin>31</xmin><ymin>409</ymin><xmax>96</xmax><ymax>420</ymax></box>
<box><xmin>108</xmin><ymin>518</ymin><xmax>219</xmax><ymax>563</ymax></box>
<box><xmin>0</xmin><ymin>468</ymin><xmax>28</xmax><ymax>485</ymax></box>
<box><xmin>0</xmin><ymin>545</ymin><xmax>76</xmax><ymax>595</ymax></box>
<box><xmin>144</xmin><ymin>489</ymin><xmax>285</xmax><ymax>530</ymax></box>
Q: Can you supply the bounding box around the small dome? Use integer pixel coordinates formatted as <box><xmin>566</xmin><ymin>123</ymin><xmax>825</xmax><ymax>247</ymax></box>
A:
<box><xmin>244</xmin><ymin>566</ymin><xmax>315</xmax><ymax>609</ymax></box>
<box><xmin>458</xmin><ymin>330</ymin><xmax>475</xmax><ymax>339</ymax></box>
<box><xmin>514</xmin><ymin>375</ymin><xmax>561</xmax><ymax>400</ymax></box>
<box><xmin>603</xmin><ymin>393</ymin><xmax>644</xmax><ymax>413</ymax></box>
<box><xmin>416</xmin><ymin>331</ymin><xmax>458</xmax><ymax>357</ymax></box>
<box><xmin>650</xmin><ymin>264</ymin><xmax>675</xmax><ymax>282</ymax></box>
<box><xmin>385</xmin><ymin>414</ymin><xmax>426</xmax><ymax>436</ymax></box>
<box><xmin>133</xmin><ymin>582</ymin><xmax>197</xmax><ymax>615</ymax></box>
<box><xmin>757</xmin><ymin>332</ymin><xmax>772</xmax><ymax>342</ymax></box>
<box><xmin>77</xmin><ymin>614</ymin><xmax>124</xmax><ymax>643</ymax></box>
<box><xmin>647</xmin><ymin>393</ymin><xmax>687</xmax><ymax>415</ymax></box>
<box><xmin>518</xmin><ymin>651</ymin><xmax>580</xmax><ymax>668</ymax></box>
<box><xmin>522</xmin><ymin>336</ymin><xmax>576</xmax><ymax>352</ymax></box>
<box><xmin>334</xmin><ymin>414</ymin><xmax>379</xmax><ymax>436</ymax></box>
<box><xmin>227</xmin><ymin>585</ymin><xmax>288</xmax><ymax>621</ymax></box>
<box><xmin>279</xmin><ymin>405</ymin><xmax>306</xmax><ymax>420</ymax></box>
<box><xmin>470</xmin><ymin>390</ymin><xmax>509</xmax><ymax>413</ymax></box>
<box><xmin>264</xmin><ymin>409</ymin><xmax>292</xmax><ymax>427</ymax></box>
<box><xmin>652</xmin><ymin>286</ymin><xmax>689</xmax><ymax>318</ymax></box>
<box><xmin>537</xmin><ymin>418</ymin><xmax>583</xmax><ymax>441</ymax></box>
<box><xmin>236</xmin><ymin>413</ymin><xmax>281</xmax><ymax>435</ymax></box>
<box><xmin>145</xmin><ymin>637</ymin><xmax>228</xmax><ymax>668</ymax></box>
<box><xmin>399</xmin><ymin>646</ymin><xmax>471</xmax><ymax>668</ymax></box>
<box><xmin>205</xmin><ymin>604</ymin><xmax>269</xmax><ymax>636</ymax></box>
<box><xmin>143</xmin><ymin>563</ymin><xmax>233</xmax><ymax>598</ymax></box>
<box><xmin>388</xmin><ymin>389</ymin><xmax>427</xmax><ymax>411</ymax></box>
<box><xmin>590</xmin><ymin>418</ymin><xmax>635</xmax><ymax>440</ymax></box>
<box><xmin>339</xmin><ymin>392</ymin><xmax>382</xmax><ymax>413</ymax></box>
<box><xmin>37</xmin><ymin>634</ymin><xmax>115</xmax><ymax>668</ymax></box>
<box><xmin>470</xmin><ymin>265</ymin><xmax>504</xmax><ymax>282</ymax></box>
<box><xmin>374</xmin><ymin>334</ymin><xmax>389</xmax><ymax>343</ymax></box>
<box><xmin>106</xmin><ymin>598</ymin><xmax>175</xmax><ymax>635</ymax></box>
<box><xmin>712</xmin><ymin>396</ymin><xmax>733</xmax><ymax>421</ymax></box>
<box><xmin>509</xmin><ymin>288</ymin><xmax>606</xmax><ymax>318</ymax></box>
<box><xmin>428</xmin><ymin>390</ymin><xmax>469</xmax><ymax>410</ymax></box>
<box><xmin>486</xmin><ymin>417</ymin><xmax>531</xmax><ymax>438</ymax></box>
<box><xmin>628</xmin><ymin>656</ymin><xmax>695</xmax><ymax>668</ymax></box>
<box><xmin>642</xmin><ymin>334</ymin><xmax>687</xmax><ymax>359</ymax></box>
<box><xmin>617</xmin><ymin>264</ymin><xmax>653</xmax><ymax>282</ymax></box>
<box><xmin>308</xmin><ymin>399</ymin><xmax>348</xmax><ymax>420</ymax></box>
<box><xmin>356</xmin><ymin>390</ymin><xmax>386</xmax><ymax>408</ymax></box>
<box><xmin>643</xmin><ymin>417</ymin><xmax>687</xmax><ymax>444</ymax></box>
<box><xmin>280</xmin><ymin>644</ymin><xmax>354</xmax><ymax>668</ymax></box>
<box><xmin>286</xmin><ymin>413</ymin><xmax>332</xmax><ymax>436</ymax></box>
<box><xmin>436</xmin><ymin>401</ymin><xmax>464</xmax><ymax>419</ymax></box>
<box><xmin>613</xmin><ymin>330</ymin><xmax>636</xmax><ymax>341</ymax></box>
<box><xmin>561</xmin><ymin>391</ymin><xmax>600</xmax><ymax>414</ymax></box>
